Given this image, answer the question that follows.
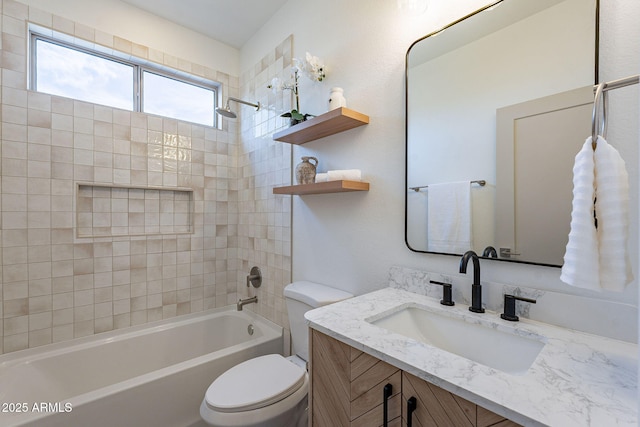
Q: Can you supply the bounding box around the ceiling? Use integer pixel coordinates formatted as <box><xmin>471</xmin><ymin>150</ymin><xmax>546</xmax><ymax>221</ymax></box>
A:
<box><xmin>119</xmin><ymin>0</ymin><xmax>289</xmax><ymax>49</ymax></box>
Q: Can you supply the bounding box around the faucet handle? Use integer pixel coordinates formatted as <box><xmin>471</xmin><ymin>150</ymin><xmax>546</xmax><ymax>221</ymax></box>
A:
<box><xmin>246</xmin><ymin>266</ymin><xmax>262</xmax><ymax>288</ymax></box>
<box><xmin>429</xmin><ymin>280</ymin><xmax>455</xmax><ymax>306</ymax></box>
<box><xmin>500</xmin><ymin>294</ymin><xmax>536</xmax><ymax>321</ymax></box>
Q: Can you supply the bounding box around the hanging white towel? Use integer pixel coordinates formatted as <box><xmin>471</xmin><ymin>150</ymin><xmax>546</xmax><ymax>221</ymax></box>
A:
<box><xmin>561</xmin><ymin>136</ymin><xmax>632</xmax><ymax>291</ymax></box>
<box><xmin>560</xmin><ymin>138</ymin><xmax>599</xmax><ymax>290</ymax></box>
<box><xmin>427</xmin><ymin>181</ymin><xmax>472</xmax><ymax>254</ymax></box>
<box><xmin>594</xmin><ymin>136</ymin><xmax>633</xmax><ymax>291</ymax></box>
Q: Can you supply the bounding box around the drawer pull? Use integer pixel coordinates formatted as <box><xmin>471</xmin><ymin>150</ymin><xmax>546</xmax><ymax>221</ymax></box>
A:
<box><xmin>407</xmin><ymin>396</ymin><xmax>417</xmax><ymax>427</ymax></box>
<box><xmin>383</xmin><ymin>383</ymin><xmax>393</xmax><ymax>426</ymax></box>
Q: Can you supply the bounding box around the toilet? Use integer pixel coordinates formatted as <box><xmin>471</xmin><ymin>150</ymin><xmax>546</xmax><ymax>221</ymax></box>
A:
<box><xmin>200</xmin><ymin>281</ymin><xmax>353</xmax><ymax>427</ymax></box>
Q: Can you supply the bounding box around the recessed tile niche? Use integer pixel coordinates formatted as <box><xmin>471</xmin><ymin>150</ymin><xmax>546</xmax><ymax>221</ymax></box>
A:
<box><xmin>76</xmin><ymin>184</ymin><xmax>194</xmax><ymax>237</ymax></box>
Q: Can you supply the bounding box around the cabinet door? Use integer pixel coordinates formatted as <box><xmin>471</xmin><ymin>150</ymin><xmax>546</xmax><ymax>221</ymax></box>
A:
<box><xmin>402</xmin><ymin>371</ymin><xmax>475</xmax><ymax>426</ymax></box>
<box><xmin>310</xmin><ymin>330</ymin><xmax>402</xmax><ymax>427</ymax></box>
<box><xmin>477</xmin><ymin>406</ymin><xmax>523</xmax><ymax>427</ymax></box>
<box><xmin>402</xmin><ymin>372</ymin><xmax>522</xmax><ymax>427</ymax></box>
<box><xmin>350</xmin><ymin>348</ymin><xmax>401</xmax><ymax>426</ymax></box>
<box><xmin>310</xmin><ymin>329</ymin><xmax>351</xmax><ymax>426</ymax></box>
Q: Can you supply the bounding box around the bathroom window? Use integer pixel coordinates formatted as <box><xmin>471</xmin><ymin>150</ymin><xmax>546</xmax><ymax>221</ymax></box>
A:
<box><xmin>29</xmin><ymin>27</ymin><xmax>219</xmax><ymax>127</ymax></box>
<box><xmin>142</xmin><ymin>71</ymin><xmax>215</xmax><ymax>126</ymax></box>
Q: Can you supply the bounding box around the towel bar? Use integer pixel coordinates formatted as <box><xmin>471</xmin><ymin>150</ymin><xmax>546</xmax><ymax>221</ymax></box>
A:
<box><xmin>409</xmin><ymin>179</ymin><xmax>486</xmax><ymax>192</ymax></box>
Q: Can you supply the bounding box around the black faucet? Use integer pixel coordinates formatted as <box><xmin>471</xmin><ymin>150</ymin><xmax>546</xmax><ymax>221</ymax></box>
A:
<box><xmin>429</xmin><ymin>280</ymin><xmax>455</xmax><ymax>306</ymax></box>
<box><xmin>501</xmin><ymin>294</ymin><xmax>536</xmax><ymax>321</ymax></box>
<box><xmin>482</xmin><ymin>246</ymin><xmax>498</xmax><ymax>258</ymax></box>
<box><xmin>459</xmin><ymin>250</ymin><xmax>485</xmax><ymax>313</ymax></box>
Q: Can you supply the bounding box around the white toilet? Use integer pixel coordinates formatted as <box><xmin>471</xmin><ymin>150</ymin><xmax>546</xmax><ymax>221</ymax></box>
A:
<box><xmin>200</xmin><ymin>281</ymin><xmax>353</xmax><ymax>427</ymax></box>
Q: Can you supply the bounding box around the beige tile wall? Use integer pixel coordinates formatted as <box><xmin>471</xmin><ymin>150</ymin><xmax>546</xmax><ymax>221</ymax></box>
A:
<box><xmin>0</xmin><ymin>0</ymin><xmax>268</xmax><ymax>354</ymax></box>
<box><xmin>237</xmin><ymin>36</ymin><xmax>293</xmax><ymax>332</ymax></box>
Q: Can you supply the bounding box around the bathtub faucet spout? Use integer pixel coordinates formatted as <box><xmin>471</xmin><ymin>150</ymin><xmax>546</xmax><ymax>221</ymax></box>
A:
<box><xmin>237</xmin><ymin>296</ymin><xmax>258</xmax><ymax>311</ymax></box>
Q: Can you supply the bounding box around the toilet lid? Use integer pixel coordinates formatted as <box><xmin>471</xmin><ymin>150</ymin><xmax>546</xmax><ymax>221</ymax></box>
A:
<box><xmin>205</xmin><ymin>354</ymin><xmax>306</xmax><ymax>413</ymax></box>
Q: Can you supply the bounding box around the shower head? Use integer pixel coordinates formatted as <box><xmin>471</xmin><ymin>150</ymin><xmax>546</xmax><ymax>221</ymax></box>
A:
<box><xmin>216</xmin><ymin>97</ymin><xmax>260</xmax><ymax>119</ymax></box>
<box><xmin>216</xmin><ymin>101</ymin><xmax>237</xmax><ymax>119</ymax></box>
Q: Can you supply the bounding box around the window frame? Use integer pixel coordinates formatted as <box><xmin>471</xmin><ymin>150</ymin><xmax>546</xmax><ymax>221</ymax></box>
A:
<box><xmin>29</xmin><ymin>24</ymin><xmax>221</xmax><ymax>128</ymax></box>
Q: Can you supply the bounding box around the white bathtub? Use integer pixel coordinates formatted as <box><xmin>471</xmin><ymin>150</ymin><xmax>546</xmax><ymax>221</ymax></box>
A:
<box><xmin>0</xmin><ymin>307</ymin><xmax>283</xmax><ymax>427</ymax></box>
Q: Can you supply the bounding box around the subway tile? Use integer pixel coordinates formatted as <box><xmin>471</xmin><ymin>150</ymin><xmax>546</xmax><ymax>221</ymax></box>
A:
<box><xmin>28</xmin><ymin>109</ymin><xmax>52</xmax><ymax>128</ymax></box>
<box><xmin>2</xmin><ymin>50</ymin><xmax>26</xmax><ymax>73</ymax></box>
<box><xmin>2</xmin><ymin>193</ymin><xmax>27</xmax><ymax>211</ymax></box>
<box><xmin>29</xmin><ymin>311</ymin><xmax>52</xmax><ymax>331</ymax></box>
<box><xmin>27</xmin><ymin>127</ymin><xmax>52</xmax><ymax>145</ymax></box>
<box><xmin>4</xmin><ymin>281</ymin><xmax>28</xmax><ymax>301</ymax></box>
<box><xmin>27</xmin><ymin>92</ymin><xmax>52</xmax><ymax>112</ymax></box>
<box><xmin>3</xmin><ymin>122</ymin><xmax>27</xmax><ymax>142</ymax></box>
<box><xmin>94</xmin><ymin>316</ymin><xmax>113</xmax><ymax>333</ymax></box>
<box><xmin>75</xmin><ymin>23</ymin><xmax>95</xmax><ymax>43</ymax></box>
<box><xmin>52</xmin><ymin>294</ymin><xmax>74</xmax><ymax>312</ymax></box>
<box><xmin>4</xmin><ymin>315</ymin><xmax>28</xmax><ymax>336</ymax></box>
<box><xmin>51</xmin><ymin>131</ymin><xmax>74</xmax><ymax>150</ymax></box>
<box><xmin>73</xmin><ymin>320</ymin><xmax>93</xmax><ymax>338</ymax></box>
<box><xmin>52</xmin><ymin>324</ymin><xmax>74</xmax><ymax>342</ymax></box>
<box><xmin>131</xmin><ymin>310</ymin><xmax>147</xmax><ymax>326</ymax></box>
<box><xmin>4</xmin><ymin>333</ymin><xmax>28</xmax><ymax>353</ymax></box>
<box><xmin>73</xmin><ymin>289</ymin><xmax>94</xmax><ymax>307</ymax></box>
<box><xmin>3</xmin><ymin>263</ymin><xmax>28</xmax><ymax>283</ymax></box>
<box><xmin>51</xmin><ymin>276</ymin><xmax>74</xmax><ymax>296</ymax></box>
<box><xmin>29</xmin><ymin>329</ymin><xmax>52</xmax><ymax>347</ymax></box>
<box><xmin>51</xmin><ymin>14</ymin><xmax>74</xmax><ymax>34</ymax></box>
<box><xmin>94</xmin><ymin>301</ymin><xmax>112</xmax><ymax>318</ymax></box>
<box><xmin>113</xmin><ymin>312</ymin><xmax>131</xmax><ymax>329</ymax></box>
<box><xmin>93</xmin><ymin>284</ymin><xmax>111</xmax><ymax>302</ymax></box>
<box><xmin>52</xmin><ymin>113</ymin><xmax>73</xmax><ymax>131</ymax></box>
<box><xmin>93</xmin><ymin>272</ymin><xmax>112</xmax><ymax>288</ymax></box>
<box><xmin>4</xmin><ymin>298</ymin><xmax>28</xmax><ymax>317</ymax></box>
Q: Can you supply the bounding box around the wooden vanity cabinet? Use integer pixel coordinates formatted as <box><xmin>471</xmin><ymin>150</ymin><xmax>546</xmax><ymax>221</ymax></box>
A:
<box><xmin>402</xmin><ymin>371</ymin><xmax>521</xmax><ymax>427</ymax></box>
<box><xmin>309</xmin><ymin>330</ymin><xmax>522</xmax><ymax>427</ymax></box>
<box><xmin>309</xmin><ymin>329</ymin><xmax>402</xmax><ymax>426</ymax></box>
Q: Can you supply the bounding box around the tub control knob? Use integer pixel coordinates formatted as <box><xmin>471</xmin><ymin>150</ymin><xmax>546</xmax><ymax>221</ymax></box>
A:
<box><xmin>246</xmin><ymin>266</ymin><xmax>262</xmax><ymax>288</ymax></box>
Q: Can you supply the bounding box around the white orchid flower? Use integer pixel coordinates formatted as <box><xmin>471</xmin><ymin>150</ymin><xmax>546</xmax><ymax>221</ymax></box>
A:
<box><xmin>303</xmin><ymin>52</ymin><xmax>325</xmax><ymax>81</ymax></box>
<box><xmin>268</xmin><ymin>77</ymin><xmax>283</xmax><ymax>93</ymax></box>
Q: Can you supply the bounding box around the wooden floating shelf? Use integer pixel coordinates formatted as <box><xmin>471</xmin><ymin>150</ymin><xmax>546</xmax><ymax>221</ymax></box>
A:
<box><xmin>272</xmin><ymin>107</ymin><xmax>369</xmax><ymax>145</ymax></box>
<box><xmin>273</xmin><ymin>180</ymin><xmax>370</xmax><ymax>195</ymax></box>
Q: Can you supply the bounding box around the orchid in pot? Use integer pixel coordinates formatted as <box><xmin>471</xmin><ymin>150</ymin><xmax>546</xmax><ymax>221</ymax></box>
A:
<box><xmin>268</xmin><ymin>52</ymin><xmax>326</xmax><ymax>125</ymax></box>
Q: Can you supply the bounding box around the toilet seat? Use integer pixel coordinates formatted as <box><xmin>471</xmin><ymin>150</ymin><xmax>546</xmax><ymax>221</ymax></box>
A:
<box><xmin>205</xmin><ymin>354</ymin><xmax>306</xmax><ymax>413</ymax></box>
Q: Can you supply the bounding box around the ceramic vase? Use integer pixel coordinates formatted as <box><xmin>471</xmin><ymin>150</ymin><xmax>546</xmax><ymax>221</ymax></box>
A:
<box><xmin>295</xmin><ymin>156</ymin><xmax>318</xmax><ymax>184</ymax></box>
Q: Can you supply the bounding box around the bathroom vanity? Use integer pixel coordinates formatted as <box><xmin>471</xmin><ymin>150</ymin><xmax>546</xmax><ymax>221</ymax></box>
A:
<box><xmin>309</xmin><ymin>328</ymin><xmax>519</xmax><ymax>426</ymax></box>
<box><xmin>305</xmin><ymin>287</ymin><xmax>637</xmax><ymax>426</ymax></box>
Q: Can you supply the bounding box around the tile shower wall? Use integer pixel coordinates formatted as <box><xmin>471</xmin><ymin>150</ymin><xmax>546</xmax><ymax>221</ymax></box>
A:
<box><xmin>237</xmin><ymin>36</ymin><xmax>293</xmax><ymax>331</ymax></box>
<box><xmin>0</xmin><ymin>0</ymin><xmax>245</xmax><ymax>354</ymax></box>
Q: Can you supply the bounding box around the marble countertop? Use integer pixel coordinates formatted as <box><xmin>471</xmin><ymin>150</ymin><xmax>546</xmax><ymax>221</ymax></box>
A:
<box><xmin>305</xmin><ymin>287</ymin><xmax>638</xmax><ymax>427</ymax></box>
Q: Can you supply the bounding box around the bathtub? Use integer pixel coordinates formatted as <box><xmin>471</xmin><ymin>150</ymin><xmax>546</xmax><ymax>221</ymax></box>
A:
<box><xmin>0</xmin><ymin>307</ymin><xmax>283</xmax><ymax>427</ymax></box>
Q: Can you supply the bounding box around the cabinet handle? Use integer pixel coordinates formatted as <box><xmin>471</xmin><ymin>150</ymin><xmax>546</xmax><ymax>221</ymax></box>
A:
<box><xmin>407</xmin><ymin>396</ymin><xmax>417</xmax><ymax>427</ymax></box>
<box><xmin>383</xmin><ymin>383</ymin><xmax>393</xmax><ymax>427</ymax></box>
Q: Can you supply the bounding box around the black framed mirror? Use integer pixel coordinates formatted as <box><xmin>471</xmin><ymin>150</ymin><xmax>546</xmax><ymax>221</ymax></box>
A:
<box><xmin>405</xmin><ymin>0</ymin><xmax>599</xmax><ymax>266</ymax></box>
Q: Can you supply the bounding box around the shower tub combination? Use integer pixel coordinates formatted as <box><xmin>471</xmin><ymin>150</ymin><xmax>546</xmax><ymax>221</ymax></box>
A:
<box><xmin>0</xmin><ymin>307</ymin><xmax>283</xmax><ymax>427</ymax></box>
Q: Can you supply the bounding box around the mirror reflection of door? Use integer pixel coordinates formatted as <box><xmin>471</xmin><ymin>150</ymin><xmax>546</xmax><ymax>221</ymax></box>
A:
<box><xmin>496</xmin><ymin>87</ymin><xmax>594</xmax><ymax>265</ymax></box>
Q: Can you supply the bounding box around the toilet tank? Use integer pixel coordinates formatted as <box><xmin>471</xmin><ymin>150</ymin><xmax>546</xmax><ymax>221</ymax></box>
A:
<box><xmin>284</xmin><ymin>281</ymin><xmax>353</xmax><ymax>362</ymax></box>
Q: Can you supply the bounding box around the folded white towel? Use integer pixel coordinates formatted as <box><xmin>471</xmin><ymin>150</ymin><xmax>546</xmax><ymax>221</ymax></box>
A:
<box><xmin>561</xmin><ymin>136</ymin><xmax>632</xmax><ymax>292</ymax></box>
<box><xmin>315</xmin><ymin>173</ymin><xmax>329</xmax><ymax>183</ymax></box>
<box><xmin>427</xmin><ymin>181</ymin><xmax>471</xmax><ymax>254</ymax></box>
<box><xmin>327</xmin><ymin>169</ymin><xmax>362</xmax><ymax>181</ymax></box>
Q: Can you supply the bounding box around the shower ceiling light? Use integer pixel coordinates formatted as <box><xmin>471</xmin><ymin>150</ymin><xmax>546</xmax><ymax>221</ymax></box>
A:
<box><xmin>397</xmin><ymin>0</ymin><xmax>429</xmax><ymax>15</ymax></box>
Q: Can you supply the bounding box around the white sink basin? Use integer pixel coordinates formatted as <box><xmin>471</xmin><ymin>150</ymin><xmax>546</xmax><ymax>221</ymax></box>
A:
<box><xmin>368</xmin><ymin>306</ymin><xmax>545</xmax><ymax>375</ymax></box>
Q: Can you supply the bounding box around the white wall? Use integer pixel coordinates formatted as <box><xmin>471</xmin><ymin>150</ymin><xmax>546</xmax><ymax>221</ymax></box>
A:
<box><xmin>19</xmin><ymin>0</ymin><xmax>240</xmax><ymax>76</ymax></box>
<box><xmin>241</xmin><ymin>0</ymin><xmax>639</xmax><ymax>311</ymax></box>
